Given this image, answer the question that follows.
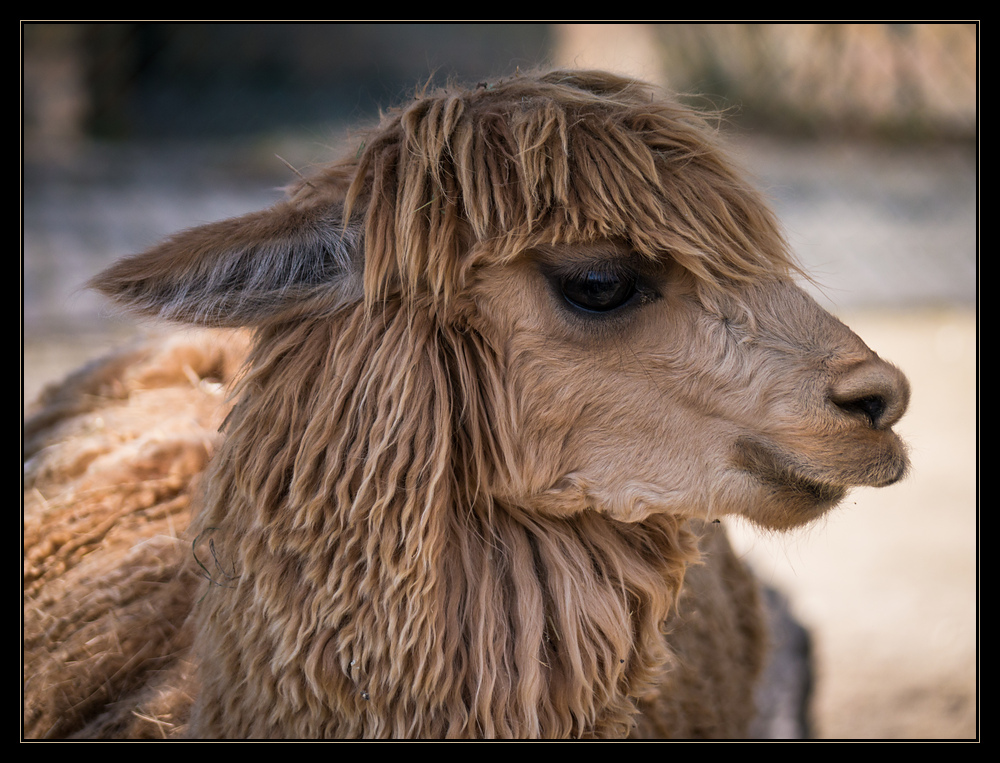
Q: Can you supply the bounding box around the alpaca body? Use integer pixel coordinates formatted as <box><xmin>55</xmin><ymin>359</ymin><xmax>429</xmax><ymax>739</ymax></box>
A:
<box><xmin>23</xmin><ymin>70</ymin><xmax>909</xmax><ymax>738</ymax></box>
<box><xmin>23</xmin><ymin>329</ymin><xmax>762</xmax><ymax>738</ymax></box>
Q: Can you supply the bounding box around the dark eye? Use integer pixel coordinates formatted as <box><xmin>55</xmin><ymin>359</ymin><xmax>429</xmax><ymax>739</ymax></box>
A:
<box><xmin>559</xmin><ymin>270</ymin><xmax>638</xmax><ymax>313</ymax></box>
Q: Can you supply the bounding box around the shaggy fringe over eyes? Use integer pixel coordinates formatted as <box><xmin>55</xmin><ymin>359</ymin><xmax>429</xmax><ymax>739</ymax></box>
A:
<box><xmin>331</xmin><ymin>69</ymin><xmax>796</xmax><ymax>314</ymax></box>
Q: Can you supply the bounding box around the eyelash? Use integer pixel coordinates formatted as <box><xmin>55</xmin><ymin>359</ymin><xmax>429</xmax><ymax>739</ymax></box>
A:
<box><xmin>559</xmin><ymin>269</ymin><xmax>639</xmax><ymax>313</ymax></box>
<box><xmin>547</xmin><ymin>261</ymin><xmax>659</xmax><ymax>321</ymax></box>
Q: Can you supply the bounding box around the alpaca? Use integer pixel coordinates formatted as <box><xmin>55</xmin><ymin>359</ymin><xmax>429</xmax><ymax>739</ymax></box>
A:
<box><xmin>22</xmin><ymin>69</ymin><xmax>910</xmax><ymax>739</ymax></box>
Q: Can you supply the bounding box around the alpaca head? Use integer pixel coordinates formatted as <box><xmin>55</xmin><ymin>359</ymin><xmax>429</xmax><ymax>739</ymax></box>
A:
<box><xmin>91</xmin><ymin>69</ymin><xmax>909</xmax><ymax>533</ymax></box>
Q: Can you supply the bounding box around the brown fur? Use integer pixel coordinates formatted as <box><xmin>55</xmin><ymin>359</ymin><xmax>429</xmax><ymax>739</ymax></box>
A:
<box><xmin>23</xmin><ymin>330</ymin><xmax>248</xmax><ymax>738</ymax></box>
<box><xmin>23</xmin><ymin>70</ymin><xmax>910</xmax><ymax>738</ymax></box>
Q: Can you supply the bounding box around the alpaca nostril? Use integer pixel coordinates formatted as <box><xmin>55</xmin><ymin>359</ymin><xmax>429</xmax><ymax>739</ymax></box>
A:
<box><xmin>830</xmin><ymin>358</ymin><xmax>910</xmax><ymax>430</ymax></box>
<box><xmin>837</xmin><ymin>394</ymin><xmax>888</xmax><ymax>428</ymax></box>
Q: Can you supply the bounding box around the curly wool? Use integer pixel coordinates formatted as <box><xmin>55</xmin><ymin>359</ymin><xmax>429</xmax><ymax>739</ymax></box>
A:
<box><xmin>186</xmin><ymin>301</ymin><xmax>703</xmax><ymax>737</ymax></box>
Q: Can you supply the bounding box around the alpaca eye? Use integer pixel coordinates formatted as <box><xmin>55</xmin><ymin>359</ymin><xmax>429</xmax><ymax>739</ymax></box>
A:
<box><xmin>560</xmin><ymin>270</ymin><xmax>637</xmax><ymax>313</ymax></box>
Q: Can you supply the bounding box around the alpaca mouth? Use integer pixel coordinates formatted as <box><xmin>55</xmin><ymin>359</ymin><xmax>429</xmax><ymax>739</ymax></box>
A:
<box><xmin>733</xmin><ymin>436</ymin><xmax>848</xmax><ymax>508</ymax></box>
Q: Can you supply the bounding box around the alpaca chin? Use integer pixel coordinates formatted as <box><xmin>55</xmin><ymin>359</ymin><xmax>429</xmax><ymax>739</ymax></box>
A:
<box><xmin>730</xmin><ymin>433</ymin><xmax>909</xmax><ymax>529</ymax></box>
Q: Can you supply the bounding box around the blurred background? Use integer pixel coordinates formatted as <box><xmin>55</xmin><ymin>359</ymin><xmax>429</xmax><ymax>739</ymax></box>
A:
<box><xmin>21</xmin><ymin>23</ymin><xmax>978</xmax><ymax>739</ymax></box>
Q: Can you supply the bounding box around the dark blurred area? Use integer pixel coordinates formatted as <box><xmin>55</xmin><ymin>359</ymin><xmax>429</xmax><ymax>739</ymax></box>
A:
<box><xmin>23</xmin><ymin>23</ymin><xmax>976</xmax><ymax>145</ymax></box>
<box><xmin>23</xmin><ymin>23</ymin><xmax>554</xmax><ymax>143</ymax></box>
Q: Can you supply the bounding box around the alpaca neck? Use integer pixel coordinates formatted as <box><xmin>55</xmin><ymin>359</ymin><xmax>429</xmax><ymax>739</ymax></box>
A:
<box><xmin>191</xmin><ymin>494</ymin><xmax>697</xmax><ymax>738</ymax></box>
<box><xmin>189</xmin><ymin>311</ymin><xmax>699</xmax><ymax>738</ymax></box>
<box><xmin>434</xmin><ymin>502</ymin><xmax>699</xmax><ymax>737</ymax></box>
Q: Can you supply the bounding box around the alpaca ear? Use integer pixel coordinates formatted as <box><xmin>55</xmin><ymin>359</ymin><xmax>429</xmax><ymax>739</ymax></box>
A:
<box><xmin>90</xmin><ymin>200</ymin><xmax>364</xmax><ymax>327</ymax></box>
